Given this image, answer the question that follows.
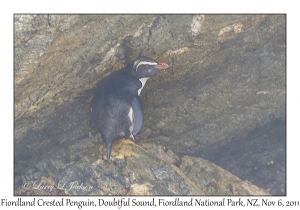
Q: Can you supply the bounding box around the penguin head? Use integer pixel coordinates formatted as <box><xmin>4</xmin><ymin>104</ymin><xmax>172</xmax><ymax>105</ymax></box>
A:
<box><xmin>127</xmin><ymin>56</ymin><xmax>169</xmax><ymax>79</ymax></box>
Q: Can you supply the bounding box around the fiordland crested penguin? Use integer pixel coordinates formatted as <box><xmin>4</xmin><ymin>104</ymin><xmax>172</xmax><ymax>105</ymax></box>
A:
<box><xmin>90</xmin><ymin>56</ymin><xmax>169</xmax><ymax>159</ymax></box>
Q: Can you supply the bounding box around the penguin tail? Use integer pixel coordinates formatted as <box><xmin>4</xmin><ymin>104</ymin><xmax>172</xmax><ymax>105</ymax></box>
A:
<box><xmin>106</xmin><ymin>142</ymin><xmax>113</xmax><ymax>160</ymax></box>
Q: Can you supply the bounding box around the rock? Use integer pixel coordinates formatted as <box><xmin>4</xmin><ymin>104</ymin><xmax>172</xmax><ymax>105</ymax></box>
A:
<box><xmin>180</xmin><ymin>156</ymin><xmax>269</xmax><ymax>195</ymax></box>
<box><xmin>16</xmin><ymin>138</ymin><xmax>205</xmax><ymax>195</ymax></box>
<box><xmin>14</xmin><ymin>14</ymin><xmax>285</xmax><ymax>195</ymax></box>
<box><xmin>15</xmin><ymin>138</ymin><xmax>268</xmax><ymax>196</ymax></box>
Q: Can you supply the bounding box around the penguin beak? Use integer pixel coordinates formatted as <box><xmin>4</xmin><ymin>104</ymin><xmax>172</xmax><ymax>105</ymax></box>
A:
<box><xmin>154</xmin><ymin>62</ymin><xmax>169</xmax><ymax>70</ymax></box>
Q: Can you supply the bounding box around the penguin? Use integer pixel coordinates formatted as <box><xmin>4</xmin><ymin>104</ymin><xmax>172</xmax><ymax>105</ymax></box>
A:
<box><xmin>90</xmin><ymin>56</ymin><xmax>169</xmax><ymax>159</ymax></box>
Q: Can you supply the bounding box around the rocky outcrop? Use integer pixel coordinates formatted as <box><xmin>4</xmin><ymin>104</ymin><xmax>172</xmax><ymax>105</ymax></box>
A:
<box><xmin>14</xmin><ymin>14</ymin><xmax>285</xmax><ymax>195</ymax></box>
<box><xmin>15</xmin><ymin>138</ymin><xmax>268</xmax><ymax>195</ymax></box>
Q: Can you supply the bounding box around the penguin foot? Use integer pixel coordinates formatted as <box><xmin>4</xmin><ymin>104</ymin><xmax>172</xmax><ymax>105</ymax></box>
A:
<box><xmin>130</xmin><ymin>134</ymin><xmax>135</xmax><ymax>142</ymax></box>
<box><xmin>89</xmin><ymin>131</ymin><xmax>93</xmax><ymax>138</ymax></box>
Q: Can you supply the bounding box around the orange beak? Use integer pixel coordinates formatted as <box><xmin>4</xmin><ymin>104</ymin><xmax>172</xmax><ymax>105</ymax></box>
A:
<box><xmin>154</xmin><ymin>62</ymin><xmax>169</xmax><ymax>70</ymax></box>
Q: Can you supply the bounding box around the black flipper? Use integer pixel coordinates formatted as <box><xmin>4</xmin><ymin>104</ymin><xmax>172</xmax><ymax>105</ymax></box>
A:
<box><xmin>131</xmin><ymin>95</ymin><xmax>143</xmax><ymax>135</ymax></box>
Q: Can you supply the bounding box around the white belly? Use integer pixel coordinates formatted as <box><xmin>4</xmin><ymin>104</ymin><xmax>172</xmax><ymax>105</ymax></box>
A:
<box><xmin>138</xmin><ymin>77</ymin><xmax>149</xmax><ymax>95</ymax></box>
<box><xmin>128</xmin><ymin>107</ymin><xmax>134</xmax><ymax>133</ymax></box>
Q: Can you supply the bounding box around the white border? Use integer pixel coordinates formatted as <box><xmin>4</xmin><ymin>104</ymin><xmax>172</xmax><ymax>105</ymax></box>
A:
<box><xmin>2</xmin><ymin>1</ymin><xmax>297</xmax><ymax>209</ymax></box>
